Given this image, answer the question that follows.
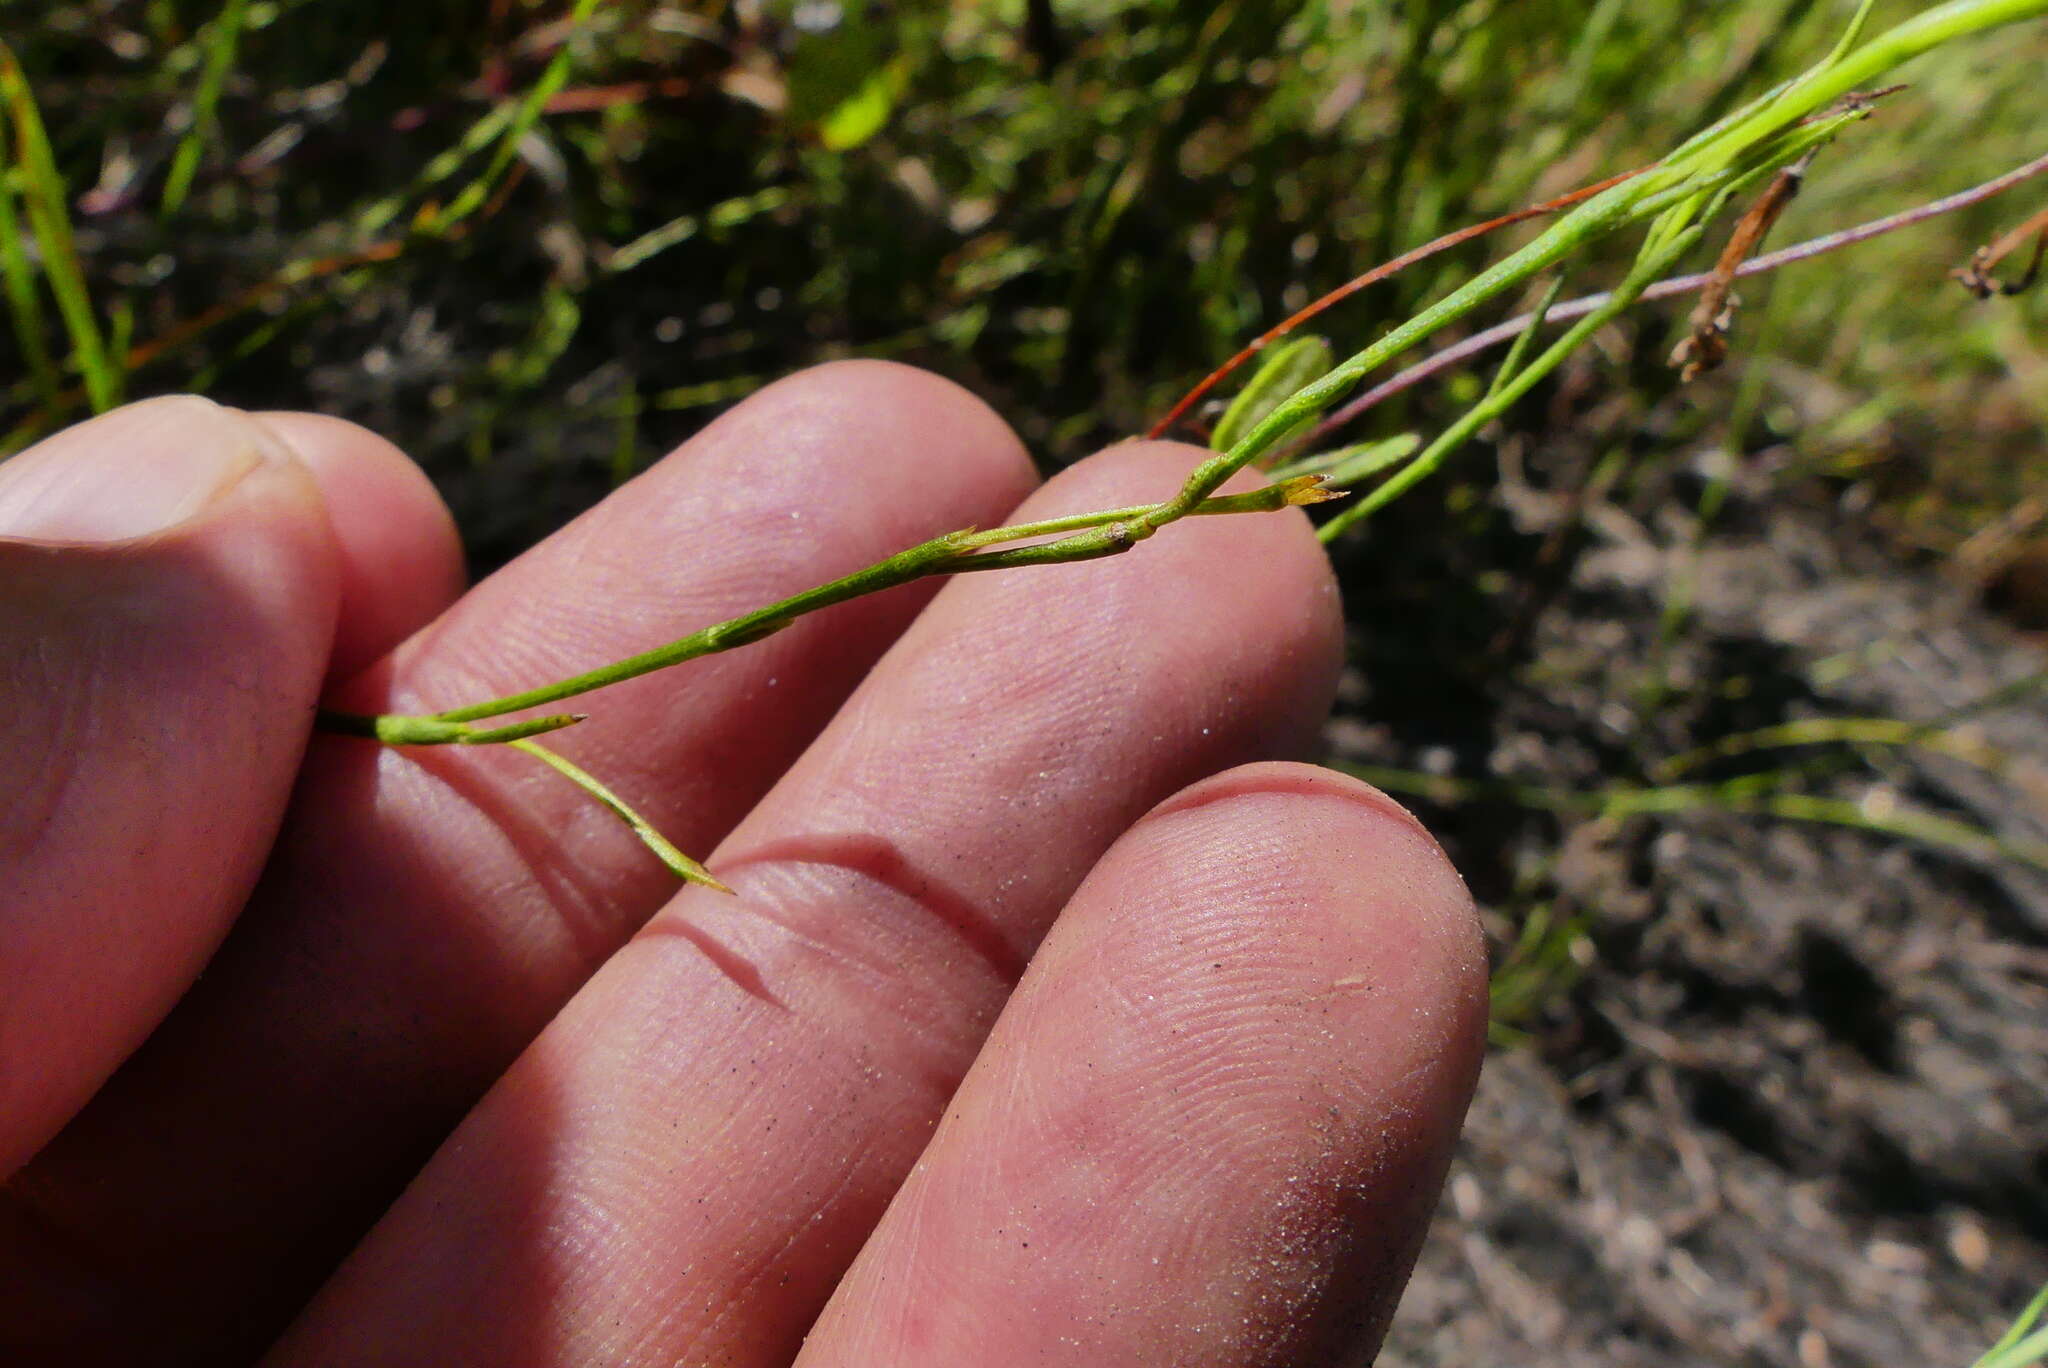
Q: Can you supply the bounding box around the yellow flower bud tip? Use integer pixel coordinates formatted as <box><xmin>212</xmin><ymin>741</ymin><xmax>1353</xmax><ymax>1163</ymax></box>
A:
<box><xmin>1280</xmin><ymin>474</ymin><xmax>1345</xmax><ymax>505</ymax></box>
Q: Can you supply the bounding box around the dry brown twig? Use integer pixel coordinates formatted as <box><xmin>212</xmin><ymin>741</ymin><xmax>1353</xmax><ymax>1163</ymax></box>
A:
<box><xmin>1953</xmin><ymin>201</ymin><xmax>2048</xmax><ymax>297</ymax></box>
<box><xmin>1667</xmin><ymin>87</ymin><xmax>1906</xmax><ymax>383</ymax></box>
<box><xmin>1668</xmin><ymin>152</ymin><xmax>1812</xmax><ymax>383</ymax></box>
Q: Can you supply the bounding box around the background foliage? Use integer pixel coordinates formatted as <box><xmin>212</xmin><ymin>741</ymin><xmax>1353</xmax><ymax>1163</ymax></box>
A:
<box><xmin>4</xmin><ymin>0</ymin><xmax>2043</xmax><ymax>562</ymax></box>
<box><xmin>4</xmin><ymin>2</ymin><xmax>2047</xmax><ymax>1362</ymax></box>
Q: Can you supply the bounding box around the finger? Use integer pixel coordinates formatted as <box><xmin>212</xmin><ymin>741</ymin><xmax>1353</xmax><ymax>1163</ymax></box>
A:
<box><xmin>0</xmin><ymin>362</ymin><xmax>1036</xmax><ymax>1365</ymax></box>
<box><xmin>0</xmin><ymin>397</ymin><xmax>339</xmax><ymax>1177</ymax></box>
<box><xmin>264</xmin><ymin>441</ymin><xmax>1343</xmax><ymax>1366</ymax></box>
<box><xmin>252</xmin><ymin>412</ymin><xmax>466</xmax><ymax>680</ymax></box>
<box><xmin>799</xmin><ymin>763</ymin><xmax>1487</xmax><ymax>1367</ymax></box>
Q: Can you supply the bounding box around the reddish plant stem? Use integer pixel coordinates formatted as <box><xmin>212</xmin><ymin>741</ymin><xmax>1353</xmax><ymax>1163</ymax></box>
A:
<box><xmin>1145</xmin><ymin>167</ymin><xmax>1646</xmax><ymax>439</ymax></box>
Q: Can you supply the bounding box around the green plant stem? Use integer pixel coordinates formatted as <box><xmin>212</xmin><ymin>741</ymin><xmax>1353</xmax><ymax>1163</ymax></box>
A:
<box><xmin>428</xmin><ymin>0</ymin><xmax>602</xmax><ymax>234</ymax></box>
<box><xmin>318</xmin><ymin>477</ymin><xmax>1323</xmax><ymax>885</ymax></box>
<box><xmin>357</xmin><ymin>104</ymin><xmax>513</xmax><ymax>239</ymax></box>
<box><xmin>1973</xmin><ymin>1280</ymin><xmax>2048</xmax><ymax>1368</ymax></box>
<box><xmin>1313</xmin><ymin>101</ymin><xmax>1866</xmax><ymax>544</ymax></box>
<box><xmin>0</xmin><ymin>146</ymin><xmax>57</xmax><ymax>408</ymax></box>
<box><xmin>1159</xmin><ymin>85</ymin><xmax>1843</xmax><ymax>537</ymax></box>
<box><xmin>319</xmin><ymin>477</ymin><xmax>1328</xmax><ymax>738</ymax></box>
<box><xmin>1318</xmin><ymin>228</ymin><xmax>1698</xmax><ymax>542</ymax></box>
<box><xmin>1976</xmin><ymin>1324</ymin><xmax>2048</xmax><ymax>1368</ymax></box>
<box><xmin>1311</xmin><ymin>148</ymin><xmax>2048</xmax><ymax>444</ymax></box>
<box><xmin>1204</xmin><ymin>0</ymin><xmax>2046</xmax><ymax>545</ymax></box>
<box><xmin>0</xmin><ymin>40</ymin><xmax>118</xmax><ymax>412</ymax></box>
<box><xmin>1485</xmin><ymin>276</ymin><xmax>1565</xmax><ymax>402</ymax></box>
<box><xmin>305</xmin><ymin>0</ymin><xmax>2048</xmax><ymax>890</ymax></box>
<box><xmin>1666</xmin><ymin>0</ymin><xmax>2048</xmax><ymax>188</ymax></box>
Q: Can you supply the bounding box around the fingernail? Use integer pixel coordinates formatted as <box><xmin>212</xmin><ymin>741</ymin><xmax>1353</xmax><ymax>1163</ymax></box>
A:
<box><xmin>0</xmin><ymin>396</ymin><xmax>287</xmax><ymax>543</ymax></box>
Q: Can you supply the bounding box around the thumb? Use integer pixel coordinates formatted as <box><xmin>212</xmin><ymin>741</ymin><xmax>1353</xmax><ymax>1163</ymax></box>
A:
<box><xmin>0</xmin><ymin>396</ymin><xmax>341</xmax><ymax>1176</ymax></box>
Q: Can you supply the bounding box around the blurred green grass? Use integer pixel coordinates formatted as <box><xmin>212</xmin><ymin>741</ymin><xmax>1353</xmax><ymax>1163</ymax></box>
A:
<box><xmin>1</xmin><ymin>0</ymin><xmax>2040</xmax><ymax>568</ymax></box>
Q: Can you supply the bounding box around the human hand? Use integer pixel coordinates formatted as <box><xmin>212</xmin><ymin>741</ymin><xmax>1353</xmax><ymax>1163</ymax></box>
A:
<box><xmin>0</xmin><ymin>363</ymin><xmax>1484</xmax><ymax>1366</ymax></box>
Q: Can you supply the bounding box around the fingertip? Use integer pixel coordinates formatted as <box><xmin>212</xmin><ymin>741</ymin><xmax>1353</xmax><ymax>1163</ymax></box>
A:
<box><xmin>1127</xmin><ymin>762</ymin><xmax>1487</xmax><ymax>1353</ymax></box>
<box><xmin>1123</xmin><ymin>758</ymin><xmax>1488</xmax><ymax>1058</ymax></box>
<box><xmin>1144</xmin><ymin>757</ymin><xmax>1436</xmax><ymax>841</ymax></box>
<box><xmin>250</xmin><ymin>411</ymin><xmax>467</xmax><ymax>679</ymax></box>
<box><xmin>800</xmin><ymin>761</ymin><xmax>1487</xmax><ymax>1366</ymax></box>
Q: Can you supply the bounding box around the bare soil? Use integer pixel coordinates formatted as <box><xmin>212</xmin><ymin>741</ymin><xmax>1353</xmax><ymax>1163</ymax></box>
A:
<box><xmin>1347</xmin><ymin>452</ymin><xmax>2048</xmax><ymax>1367</ymax></box>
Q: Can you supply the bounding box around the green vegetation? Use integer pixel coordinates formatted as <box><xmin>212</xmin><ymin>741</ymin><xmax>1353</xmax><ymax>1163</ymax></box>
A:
<box><xmin>1975</xmin><ymin>1281</ymin><xmax>2048</xmax><ymax>1368</ymax></box>
<box><xmin>2</xmin><ymin>3</ymin><xmax>2040</xmax><ymax>510</ymax></box>
<box><xmin>4</xmin><ymin>1</ymin><xmax>2045</xmax><ymax>1355</ymax></box>
<box><xmin>6</xmin><ymin>0</ymin><xmax>2045</xmax><ymax>996</ymax></box>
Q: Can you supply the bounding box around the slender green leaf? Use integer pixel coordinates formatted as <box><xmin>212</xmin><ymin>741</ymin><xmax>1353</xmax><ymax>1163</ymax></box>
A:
<box><xmin>160</xmin><ymin>0</ymin><xmax>251</xmax><ymax>216</ymax></box>
<box><xmin>1267</xmin><ymin>433</ymin><xmax>1420</xmax><ymax>485</ymax></box>
<box><xmin>1210</xmin><ymin>335</ymin><xmax>1333</xmax><ymax>454</ymax></box>
<box><xmin>0</xmin><ymin>143</ymin><xmax>58</xmax><ymax>411</ymax></box>
<box><xmin>816</xmin><ymin>57</ymin><xmax>907</xmax><ymax>151</ymax></box>
<box><xmin>356</xmin><ymin>101</ymin><xmax>514</xmax><ymax>239</ymax></box>
<box><xmin>1330</xmin><ymin>761</ymin><xmax>2048</xmax><ymax>876</ymax></box>
<box><xmin>508</xmin><ymin>738</ymin><xmax>730</xmax><ymax>893</ymax></box>
<box><xmin>0</xmin><ymin>40</ymin><xmax>119</xmax><ymax>411</ymax></box>
<box><xmin>1974</xmin><ymin>1280</ymin><xmax>2048</xmax><ymax>1368</ymax></box>
<box><xmin>429</xmin><ymin>0</ymin><xmax>603</xmax><ymax>235</ymax></box>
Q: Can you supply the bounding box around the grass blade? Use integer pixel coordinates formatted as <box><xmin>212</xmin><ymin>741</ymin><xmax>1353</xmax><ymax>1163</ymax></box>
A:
<box><xmin>356</xmin><ymin>101</ymin><xmax>514</xmax><ymax>239</ymax></box>
<box><xmin>427</xmin><ymin>0</ymin><xmax>602</xmax><ymax>236</ymax></box>
<box><xmin>0</xmin><ymin>125</ymin><xmax>58</xmax><ymax>411</ymax></box>
<box><xmin>1974</xmin><ymin>1280</ymin><xmax>2048</xmax><ymax>1368</ymax></box>
<box><xmin>507</xmin><ymin>737</ymin><xmax>731</xmax><ymax>893</ymax></box>
<box><xmin>160</xmin><ymin>0</ymin><xmax>252</xmax><ymax>216</ymax></box>
<box><xmin>0</xmin><ymin>39</ymin><xmax>118</xmax><ymax>412</ymax></box>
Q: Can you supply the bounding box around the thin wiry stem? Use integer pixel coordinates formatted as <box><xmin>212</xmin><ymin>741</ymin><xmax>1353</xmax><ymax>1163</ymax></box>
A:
<box><xmin>1312</xmin><ymin>150</ymin><xmax>2048</xmax><ymax>441</ymax></box>
<box><xmin>1316</xmin><ymin>226</ymin><xmax>1704</xmax><ymax>541</ymax></box>
<box><xmin>322</xmin><ymin>477</ymin><xmax>1334</xmax><ymax>737</ymax></box>
<box><xmin>1144</xmin><ymin>167</ymin><xmax>1644</xmax><ymax>441</ymax></box>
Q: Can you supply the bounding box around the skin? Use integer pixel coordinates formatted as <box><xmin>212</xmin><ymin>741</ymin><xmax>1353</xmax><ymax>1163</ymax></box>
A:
<box><xmin>0</xmin><ymin>363</ymin><xmax>1486</xmax><ymax>1366</ymax></box>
